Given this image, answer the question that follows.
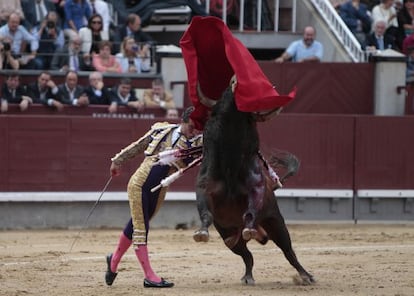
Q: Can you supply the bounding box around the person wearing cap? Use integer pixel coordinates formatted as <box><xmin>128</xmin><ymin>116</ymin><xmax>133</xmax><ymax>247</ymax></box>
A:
<box><xmin>105</xmin><ymin>106</ymin><xmax>202</xmax><ymax>288</ymax></box>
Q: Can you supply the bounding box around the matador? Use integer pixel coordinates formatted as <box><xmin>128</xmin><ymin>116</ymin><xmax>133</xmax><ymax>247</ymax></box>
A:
<box><xmin>106</xmin><ymin>107</ymin><xmax>202</xmax><ymax>288</ymax></box>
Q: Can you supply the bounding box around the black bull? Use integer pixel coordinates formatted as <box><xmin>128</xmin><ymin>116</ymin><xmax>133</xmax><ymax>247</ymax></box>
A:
<box><xmin>193</xmin><ymin>86</ymin><xmax>315</xmax><ymax>285</ymax></box>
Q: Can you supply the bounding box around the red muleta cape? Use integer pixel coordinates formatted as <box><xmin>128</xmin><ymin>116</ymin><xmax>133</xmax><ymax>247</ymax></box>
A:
<box><xmin>179</xmin><ymin>16</ymin><xmax>295</xmax><ymax>130</ymax></box>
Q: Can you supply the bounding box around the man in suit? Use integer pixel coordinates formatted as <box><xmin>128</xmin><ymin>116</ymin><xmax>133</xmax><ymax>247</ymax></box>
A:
<box><xmin>0</xmin><ymin>72</ymin><xmax>32</xmax><ymax>112</ymax></box>
<box><xmin>142</xmin><ymin>77</ymin><xmax>176</xmax><ymax>110</ymax></box>
<box><xmin>113</xmin><ymin>13</ymin><xmax>153</xmax><ymax>53</ymax></box>
<box><xmin>84</xmin><ymin>71</ymin><xmax>111</xmax><ymax>105</ymax></box>
<box><xmin>51</xmin><ymin>34</ymin><xmax>94</xmax><ymax>71</ymax></box>
<box><xmin>25</xmin><ymin>71</ymin><xmax>64</xmax><ymax>111</ymax></box>
<box><xmin>108</xmin><ymin>77</ymin><xmax>144</xmax><ymax>113</ymax></box>
<box><xmin>58</xmin><ymin>70</ymin><xmax>89</xmax><ymax>106</ymax></box>
<box><xmin>364</xmin><ymin>19</ymin><xmax>396</xmax><ymax>51</ymax></box>
<box><xmin>21</xmin><ymin>0</ymin><xmax>56</xmax><ymax>31</ymax></box>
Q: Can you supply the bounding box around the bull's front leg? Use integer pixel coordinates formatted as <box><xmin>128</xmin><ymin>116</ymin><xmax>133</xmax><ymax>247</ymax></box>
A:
<box><xmin>242</xmin><ymin>158</ymin><xmax>265</xmax><ymax>241</ymax></box>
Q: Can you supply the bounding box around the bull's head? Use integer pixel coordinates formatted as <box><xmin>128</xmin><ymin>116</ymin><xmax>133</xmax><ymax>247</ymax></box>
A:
<box><xmin>197</xmin><ymin>75</ymin><xmax>283</xmax><ymax>122</ymax></box>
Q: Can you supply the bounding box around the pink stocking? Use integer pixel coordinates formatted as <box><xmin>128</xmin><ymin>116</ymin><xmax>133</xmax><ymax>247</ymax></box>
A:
<box><xmin>135</xmin><ymin>245</ymin><xmax>161</xmax><ymax>282</ymax></box>
<box><xmin>110</xmin><ymin>233</ymin><xmax>132</xmax><ymax>272</ymax></box>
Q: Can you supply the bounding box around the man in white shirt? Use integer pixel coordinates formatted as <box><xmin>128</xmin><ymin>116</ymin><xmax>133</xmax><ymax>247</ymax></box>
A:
<box><xmin>275</xmin><ymin>26</ymin><xmax>324</xmax><ymax>63</ymax></box>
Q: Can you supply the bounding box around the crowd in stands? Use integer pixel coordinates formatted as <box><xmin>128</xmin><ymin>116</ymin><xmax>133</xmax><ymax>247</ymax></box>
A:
<box><xmin>274</xmin><ymin>0</ymin><xmax>414</xmax><ymax>64</ymax></box>
<box><xmin>278</xmin><ymin>0</ymin><xmax>414</xmax><ymax>81</ymax></box>
<box><xmin>332</xmin><ymin>0</ymin><xmax>414</xmax><ymax>81</ymax></box>
<box><xmin>0</xmin><ymin>1</ymin><xmax>153</xmax><ymax>72</ymax></box>
<box><xmin>0</xmin><ymin>70</ymin><xmax>178</xmax><ymax>116</ymax></box>
<box><xmin>3</xmin><ymin>0</ymin><xmax>414</xmax><ymax>113</ymax></box>
<box><xmin>0</xmin><ymin>0</ymin><xmax>181</xmax><ymax>117</ymax></box>
<box><xmin>331</xmin><ymin>0</ymin><xmax>410</xmax><ymax>52</ymax></box>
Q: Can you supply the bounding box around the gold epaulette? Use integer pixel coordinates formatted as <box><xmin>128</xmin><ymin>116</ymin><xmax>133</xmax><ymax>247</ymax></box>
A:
<box><xmin>145</xmin><ymin>123</ymin><xmax>179</xmax><ymax>156</ymax></box>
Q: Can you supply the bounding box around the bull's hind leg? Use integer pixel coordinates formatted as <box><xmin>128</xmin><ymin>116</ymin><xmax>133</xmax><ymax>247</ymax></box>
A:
<box><xmin>215</xmin><ymin>225</ymin><xmax>255</xmax><ymax>285</ymax></box>
<box><xmin>262</xmin><ymin>218</ymin><xmax>315</xmax><ymax>285</ymax></box>
<box><xmin>242</xmin><ymin>157</ymin><xmax>265</xmax><ymax>242</ymax></box>
<box><xmin>193</xmin><ymin>189</ymin><xmax>213</xmax><ymax>242</ymax></box>
<box><xmin>242</xmin><ymin>210</ymin><xmax>257</xmax><ymax>241</ymax></box>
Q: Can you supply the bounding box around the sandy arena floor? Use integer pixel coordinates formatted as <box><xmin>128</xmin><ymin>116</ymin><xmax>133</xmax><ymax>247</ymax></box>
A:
<box><xmin>1</xmin><ymin>224</ymin><xmax>414</xmax><ymax>296</ymax></box>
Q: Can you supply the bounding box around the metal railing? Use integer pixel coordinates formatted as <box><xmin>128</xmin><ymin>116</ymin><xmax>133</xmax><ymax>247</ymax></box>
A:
<box><xmin>203</xmin><ymin>0</ymin><xmax>297</xmax><ymax>32</ymax></box>
<box><xmin>106</xmin><ymin>0</ymin><xmax>364</xmax><ymax>61</ymax></box>
<box><xmin>307</xmin><ymin>0</ymin><xmax>366</xmax><ymax>62</ymax></box>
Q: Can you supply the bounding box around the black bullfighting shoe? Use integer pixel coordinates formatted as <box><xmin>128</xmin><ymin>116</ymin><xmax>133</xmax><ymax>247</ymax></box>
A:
<box><xmin>105</xmin><ymin>253</ymin><xmax>118</xmax><ymax>286</ymax></box>
<box><xmin>143</xmin><ymin>278</ymin><xmax>174</xmax><ymax>288</ymax></box>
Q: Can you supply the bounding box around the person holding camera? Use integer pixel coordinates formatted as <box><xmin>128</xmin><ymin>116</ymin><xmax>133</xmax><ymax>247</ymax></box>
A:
<box><xmin>33</xmin><ymin>11</ymin><xmax>65</xmax><ymax>69</ymax></box>
<box><xmin>0</xmin><ymin>40</ymin><xmax>20</xmax><ymax>70</ymax></box>
<box><xmin>115</xmin><ymin>36</ymin><xmax>151</xmax><ymax>73</ymax></box>
<box><xmin>0</xmin><ymin>12</ymin><xmax>40</xmax><ymax>70</ymax></box>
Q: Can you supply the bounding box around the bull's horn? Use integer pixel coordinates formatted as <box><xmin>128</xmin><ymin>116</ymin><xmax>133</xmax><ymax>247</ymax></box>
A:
<box><xmin>253</xmin><ymin>107</ymin><xmax>283</xmax><ymax>122</ymax></box>
<box><xmin>230</xmin><ymin>75</ymin><xmax>237</xmax><ymax>93</ymax></box>
<box><xmin>197</xmin><ymin>83</ymin><xmax>217</xmax><ymax>108</ymax></box>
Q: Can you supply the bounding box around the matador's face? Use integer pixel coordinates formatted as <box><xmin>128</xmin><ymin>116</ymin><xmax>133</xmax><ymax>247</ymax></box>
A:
<box><xmin>181</xmin><ymin>119</ymin><xmax>201</xmax><ymax>139</ymax></box>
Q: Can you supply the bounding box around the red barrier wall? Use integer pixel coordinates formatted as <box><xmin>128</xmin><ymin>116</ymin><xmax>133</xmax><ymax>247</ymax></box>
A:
<box><xmin>258</xmin><ymin>62</ymin><xmax>375</xmax><ymax>114</ymax></box>
<box><xmin>1</xmin><ymin>113</ymin><xmax>413</xmax><ymax>192</ymax></box>
<box><xmin>258</xmin><ymin>114</ymin><xmax>355</xmax><ymax>189</ymax></box>
<box><xmin>354</xmin><ymin>116</ymin><xmax>414</xmax><ymax>189</ymax></box>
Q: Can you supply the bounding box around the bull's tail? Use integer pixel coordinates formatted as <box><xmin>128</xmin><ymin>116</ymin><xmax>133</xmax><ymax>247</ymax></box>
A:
<box><xmin>268</xmin><ymin>150</ymin><xmax>300</xmax><ymax>190</ymax></box>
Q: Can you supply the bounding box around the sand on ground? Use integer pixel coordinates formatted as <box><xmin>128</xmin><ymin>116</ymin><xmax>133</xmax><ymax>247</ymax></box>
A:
<box><xmin>1</xmin><ymin>224</ymin><xmax>414</xmax><ymax>296</ymax></box>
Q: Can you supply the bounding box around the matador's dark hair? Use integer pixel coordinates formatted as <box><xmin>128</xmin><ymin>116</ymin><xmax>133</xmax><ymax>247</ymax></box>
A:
<box><xmin>182</xmin><ymin>106</ymin><xmax>195</xmax><ymax>123</ymax></box>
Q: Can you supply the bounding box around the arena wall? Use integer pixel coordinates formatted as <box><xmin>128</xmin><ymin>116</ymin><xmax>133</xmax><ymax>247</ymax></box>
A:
<box><xmin>0</xmin><ymin>113</ymin><xmax>413</xmax><ymax>228</ymax></box>
<box><xmin>0</xmin><ymin>62</ymin><xmax>412</xmax><ymax>228</ymax></box>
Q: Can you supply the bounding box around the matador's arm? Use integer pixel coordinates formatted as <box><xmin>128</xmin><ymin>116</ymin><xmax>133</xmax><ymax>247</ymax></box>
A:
<box><xmin>111</xmin><ymin>132</ymin><xmax>152</xmax><ymax>166</ymax></box>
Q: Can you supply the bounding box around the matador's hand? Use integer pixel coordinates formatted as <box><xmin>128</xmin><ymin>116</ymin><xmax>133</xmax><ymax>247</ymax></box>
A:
<box><xmin>110</xmin><ymin>162</ymin><xmax>121</xmax><ymax>177</ymax></box>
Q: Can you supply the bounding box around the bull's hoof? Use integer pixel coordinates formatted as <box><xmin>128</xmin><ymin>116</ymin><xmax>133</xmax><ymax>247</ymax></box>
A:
<box><xmin>241</xmin><ymin>275</ymin><xmax>255</xmax><ymax>285</ymax></box>
<box><xmin>193</xmin><ymin>229</ymin><xmax>209</xmax><ymax>242</ymax></box>
<box><xmin>242</xmin><ymin>228</ymin><xmax>257</xmax><ymax>241</ymax></box>
<box><xmin>292</xmin><ymin>273</ymin><xmax>316</xmax><ymax>286</ymax></box>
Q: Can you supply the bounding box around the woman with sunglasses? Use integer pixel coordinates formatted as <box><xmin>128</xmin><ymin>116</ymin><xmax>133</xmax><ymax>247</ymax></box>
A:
<box><xmin>79</xmin><ymin>14</ymin><xmax>109</xmax><ymax>55</ymax></box>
